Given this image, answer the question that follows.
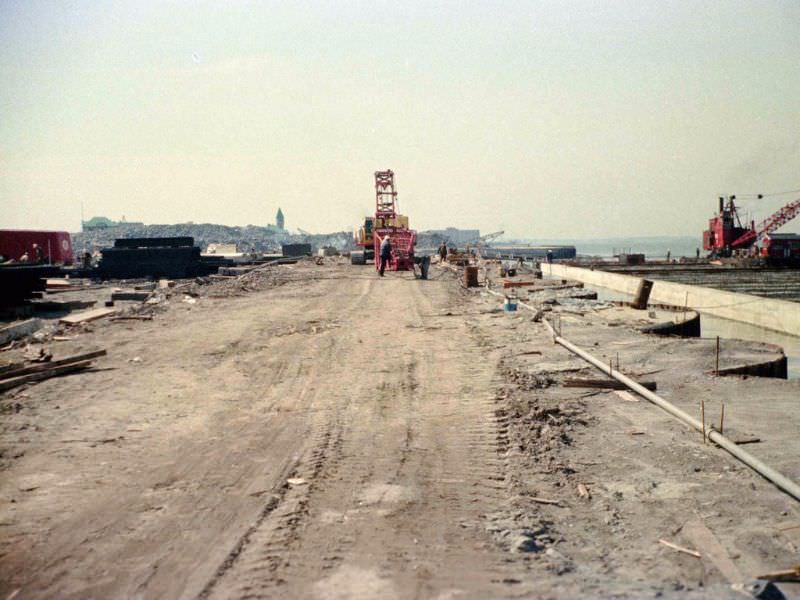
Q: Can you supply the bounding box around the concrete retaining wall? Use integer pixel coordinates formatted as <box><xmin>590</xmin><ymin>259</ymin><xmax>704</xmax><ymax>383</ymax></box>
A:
<box><xmin>545</xmin><ymin>264</ymin><xmax>800</xmax><ymax>337</ymax></box>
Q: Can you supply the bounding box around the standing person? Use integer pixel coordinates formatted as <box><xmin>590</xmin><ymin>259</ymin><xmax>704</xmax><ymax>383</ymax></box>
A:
<box><xmin>438</xmin><ymin>241</ymin><xmax>447</xmax><ymax>263</ymax></box>
<box><xmin>546</xmin><ymin>249</ymin><xmax>553</xmax><ymax>264</ymax></box>
<box><xmin>32</xmin><ymin>244</ymin><xmax>43</xmax><ymax>264</ymax></box>
<box><xmin>379</xmin><ymin>235</ymin><xmax>392</xmax><ymax>277</ymax></box>
<box><xmin>666</xmin><ymin>248</ymin><xmax>671</xmax><ymax>262</ymax></box>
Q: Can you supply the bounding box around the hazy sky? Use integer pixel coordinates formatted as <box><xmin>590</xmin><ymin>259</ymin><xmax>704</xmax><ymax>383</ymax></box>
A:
<box><xmin>1</xmin><ymin>1</ymin><xmax>799</xmax><ymax>238</ymax></box>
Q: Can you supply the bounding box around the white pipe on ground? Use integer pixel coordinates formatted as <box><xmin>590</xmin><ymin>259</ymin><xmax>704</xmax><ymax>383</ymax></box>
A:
<box><xmin>483</xmin><ymin>285</ymin><xmax>800</xmax><ymax>502</ymax></box>
<box><xmin>541</xmin><ymin>318</ymin><xmax>800</xmax><ymax>502</ymax></box>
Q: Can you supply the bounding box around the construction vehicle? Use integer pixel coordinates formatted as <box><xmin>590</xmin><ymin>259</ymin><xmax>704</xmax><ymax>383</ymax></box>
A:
<box><xmin>703</xmin><ymin>195</ymin><xmax>800</xmax><ymax>261</ymax></box>
<box><xmin>351</xmin><ymin>217</ymin><xmax>375</xmax><ymax>265</ymax></box>
<box><xmin>351</xmin><ymin>170</ymin><xmax>418</xmax><ymax>273</ymax></box>
<box><xmin>0</xmin><ymin>230</ymin><xmax>74</xmax><ymax>265</ymax></box>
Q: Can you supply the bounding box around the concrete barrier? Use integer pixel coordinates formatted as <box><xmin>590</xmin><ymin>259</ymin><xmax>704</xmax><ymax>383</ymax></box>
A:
<box><xmin>545</xmin><ymin>264</ymin><xmax>800</xmax><ymax>337</ymax></box>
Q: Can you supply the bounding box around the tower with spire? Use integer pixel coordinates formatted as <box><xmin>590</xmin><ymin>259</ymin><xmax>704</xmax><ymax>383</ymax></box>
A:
<box><xmin>276</xmin><ymin>208</ymin><xmax>285</xmax><ymax>230</ymax></box>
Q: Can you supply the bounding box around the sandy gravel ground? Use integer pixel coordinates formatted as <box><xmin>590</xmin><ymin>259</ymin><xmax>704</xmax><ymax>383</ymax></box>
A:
<box><xmin>1</xmin><ymin>259</ymin><xmax>798</xmax><ymax>599</ymax></box>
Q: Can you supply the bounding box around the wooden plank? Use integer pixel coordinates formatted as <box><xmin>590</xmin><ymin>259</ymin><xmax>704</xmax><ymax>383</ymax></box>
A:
<box><xmin>0</xmin><ymin>362</ymin><xmax>25</xmax><ymax>375</ymax></box>
<box><xmin>0</xmin><ymin>360</ymin><xmax>93</xmax><ymax>393</ymax></box>
<box><xmin>658</xmin><ymin>538</ymin><xmax>701</xmax><ymax>558</ymax></box>
<box><xmin>0</xmin><ymin>350</ymin><xmax>107</xmax><ymax>381</ymax></box>
<box><xmin>614</xmin><ymin>390</ymin><xmax>640</xmax><ymax>402</ymax></box>
<box><xmin>0</xmin><ymin>319</ymin><xmax>42</xmax><ymax>345</ymax></box>
<box><xmin>59</xmin><ymin>308</ymin><xmax>116</xmax><ymax>325</ymax></box>
<box><xmin>564</xmin><ymin>378</ymin><xmax>657</xmax><ymax>391</ymax></box>
<box><xmin>682</xmin><ymin>519</ymin><xmax>743</xmax><ymax>583</ymax></box>
<box><xmin>45</xmin><ymin>278</ymin><xmax>72</xmax><ymax>288</ymax></box>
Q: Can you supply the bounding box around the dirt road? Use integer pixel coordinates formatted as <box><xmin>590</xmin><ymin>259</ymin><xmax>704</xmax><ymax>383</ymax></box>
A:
<box><xmin>2</xmin><ymin>260</ymin><xmax>799</xmax><ymax>599</ymax></box>
<box><xmin>1</xmin><ymin>264</ymin><xmax>530</xmax><ymax>598</ymax></box>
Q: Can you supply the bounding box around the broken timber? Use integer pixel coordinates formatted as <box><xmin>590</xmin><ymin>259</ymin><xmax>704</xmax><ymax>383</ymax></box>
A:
<box><xmin>0</xmin><ymin>350</ymin><xmax>107</xmax><ymax>380</ymax></box>
<box><xmin>60</xmin><ymin>308</ymin><xmax>116</xmax><ymax>325</ymax></box>
<box><xmin>0</xmin><ymin>360</ymin><xmax>95</xmax><ymax>393</ymax></box>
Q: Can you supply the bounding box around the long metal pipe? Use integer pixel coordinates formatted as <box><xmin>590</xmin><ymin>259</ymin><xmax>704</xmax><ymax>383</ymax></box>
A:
<box><xmin>540</xmin><ymin>319</ymin><xmax>800</xmax><ymax>502</ymax></box>
<box><xmin>484</xmin><ymin>284</ymin><xmax>800</xmax><ymax>502</ymax></box>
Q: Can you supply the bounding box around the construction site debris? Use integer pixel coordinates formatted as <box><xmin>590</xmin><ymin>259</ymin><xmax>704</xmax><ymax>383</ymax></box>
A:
<box><xmin>543</xmin><ymin>318</ymin><xmax>800</xmax><ymax>502</ymax></box>
<box><xmin>282</xmin><ymin>243</ymin><xmax>311</xmax><ymax>257</ymax></box>
<box><xmin>755</xmin><ymin>565</ymin><xmax>800</xmax><ymax>582</ymax></box>
<box><xmin>658</xmin><ymin>539</ymin><xmax>701</xmax><ymax>559</ymax></box>
<box><xmin>110</xmin><ymin>291</ymin><xmax>150</xmax><ymax>302</ymax></box>
<box><xmin>60</xmin><ymin>308</ymin><xmax>116</xmax><ymax>325</ymax></box>
<box><xmin>1</xmin><ymin>350</ymin><xmax>106</xmax><ymax>380</ymax></box>
<box><xmin>0</xmin><ymin>319</ymin><xmax>42</xmax><ymax>346</ymax></box>
<box><xmin>681</xmin><ymin>519</ymin><xmax>743</xmax><ymax>583</ymax></box>
<box><xmin>22</xmin><ymin>346</ymin><xmax>52</xmax><ymax>362</ymax></box>
<box><xmin>0</xmin><ymin>359</ymin><xmax>95</xmax><ymax>393</ymax></box>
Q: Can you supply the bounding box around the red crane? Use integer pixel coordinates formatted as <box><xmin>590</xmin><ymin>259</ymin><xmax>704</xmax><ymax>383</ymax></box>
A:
<box><xmin>372</xmin><ymin>170</ymin><xmax>417</xmax><ymax>272</ymax></box>
<box><xmin>731</xmin><ymin>197</ymin><xmax>800</xmax><ymax>248</ymax></box>
<box><xmin>703</xmin><ymin>195</ymin><xmax>800</xmax><ymax>257</ymax></box>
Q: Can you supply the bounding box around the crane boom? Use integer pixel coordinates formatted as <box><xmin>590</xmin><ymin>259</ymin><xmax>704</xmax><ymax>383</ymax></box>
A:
<box><xmin>731</xmin><ymin>197</ymin><xmax>800</xmax><ymax>248</ymax></box>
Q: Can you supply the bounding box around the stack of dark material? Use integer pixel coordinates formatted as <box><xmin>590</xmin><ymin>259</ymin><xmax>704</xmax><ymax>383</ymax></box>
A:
<box><xmin>97</xmin><ymin>237</ymin><xmax>232</xmax><ymax>280</ymax></box>
<box><xmin>281</xmin><ymin>243</ymin><xmax>312</xmax><ymax>257</ymax></box>
<box><xmin>0</xmin><ymin>265</ymin><xmax>62</xmax><ymax>306</ymax></box>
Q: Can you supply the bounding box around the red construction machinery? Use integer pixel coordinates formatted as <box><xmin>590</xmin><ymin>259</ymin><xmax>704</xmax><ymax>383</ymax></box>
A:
<box><xmin>372</xmin><ymin>170</ymin><xmax>416</xmax><ymax>272</ymax></box>
<box><xmin>703</xmin><ymin>195</ymin><xmax>800</xmax><ymax>263</ymax></box>
<box><xmin>352</xmin><ymin>170</ymin><xmax>418</xmax><ymax>272</ymax></box>
<box><xmin>0</xmin><ymin>230</ymin><xmax>74</xmax><ymax>265</ymax></box>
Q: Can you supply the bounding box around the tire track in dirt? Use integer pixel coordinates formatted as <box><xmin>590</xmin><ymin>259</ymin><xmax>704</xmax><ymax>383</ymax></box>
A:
<box><xmin>206</xmin><ymin>274</ymin><xmax>527</xmax><ymax>598</ymax></box>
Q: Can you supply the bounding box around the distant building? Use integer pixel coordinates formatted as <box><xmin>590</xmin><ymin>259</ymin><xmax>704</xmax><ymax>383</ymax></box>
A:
<box><xmin>81</xmin><ymin>216</ymin><xmax>143</xmax><ymax>231</ymax></box>
<box><xmin>428</xmin><ymin>228</ymin><xmax>480</xmax><ymax>246</ymax></box>
<box><xmin>276</xmin><ymin>208</ymin><xmax>285</xmax><ymax>230</ymax></box>
<box><xmin>82</xmin><ymin>216</ymin><xmax>117</xmax><ymax>230</ymax></box>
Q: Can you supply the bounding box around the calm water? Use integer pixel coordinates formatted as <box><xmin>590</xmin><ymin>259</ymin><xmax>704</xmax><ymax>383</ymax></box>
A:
<box><xmin>516</xmin><ymin>236</ymin><xmax>700</xmax><ymax>260</ymax></box>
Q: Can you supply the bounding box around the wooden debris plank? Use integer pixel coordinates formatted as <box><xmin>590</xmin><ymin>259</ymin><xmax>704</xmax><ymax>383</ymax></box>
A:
<box><xmin>755</xmin><ymin>565</ymin><xmax>800</xmax><ymax>582</ymax></box>
<box><xmin>658</xmin><ymin>538</ymin><xmax>701</xmax><ymax>558</ymax></box>
<box><xmin>614</xmin><ymin>390</ymin><xmax>640</xmax><ymax>402</ymax></box>
<box><xmin>531</xmin><ymin>496</ymin><xmax>562</xmax><ymax>506</ymax></box>
<box><xmin>0</xmin><ymin>362</ymin><xmax>25</xmax><ymax>375</ymax></box>
<box><xmin>0</xmin><ymin>360</ymin><xmax>94</xmax><ymax>393</ymax></box>
<box><xmin>564</xmin><ymin>378</ymin><xmax>657</xmax><ymax>391</ymax></box>
<box><xmin>0</xmin><ymin>350</ymin><xmax>106</xmax><ymax>381</ymax></box>
<box><xmin>0</xmin><ymin>319</ymin><xmax>42</xmax><ymax>346</ymax></box>
<box><xmin>59</xmin><ymin>308</ymin><xmax>116</xmax><ymax>325</ymax></box>
<box><xmin>110</xmin><ymin>315</ymin><xmax>153</xmax><ymax>321</ymax></box>
<box><xmin>45</xmin><ymin>278</ymin><xmax>72</xmax><ymax>288</ymax></box>
<box><xmin>682</xmin><ymin>519</ymin><xmax>743</xmax><ymax>583</ymax></box>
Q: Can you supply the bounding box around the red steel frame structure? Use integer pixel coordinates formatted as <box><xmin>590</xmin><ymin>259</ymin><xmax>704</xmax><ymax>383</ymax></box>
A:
<box><xmin>373</xmin><ymin>170</ymin><xmax>416</xmax><ymax>272</ymax></box>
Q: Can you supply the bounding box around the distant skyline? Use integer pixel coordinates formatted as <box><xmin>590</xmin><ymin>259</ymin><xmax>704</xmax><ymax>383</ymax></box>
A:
<box><xmin>2</xmin><ymin>1</ymin><xmax>799</xmax><ymax>238</ymax></box>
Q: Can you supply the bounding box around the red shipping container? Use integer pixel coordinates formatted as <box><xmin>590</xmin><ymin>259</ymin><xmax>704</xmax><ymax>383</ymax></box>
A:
<box><xmin>0</xmin><ymin>230</ymin><xmax>74</xmax><ymax>265</ymax></box>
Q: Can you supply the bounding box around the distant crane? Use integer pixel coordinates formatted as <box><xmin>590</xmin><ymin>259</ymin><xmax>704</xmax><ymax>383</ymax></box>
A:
<box><xmin>703</xmin><ymin>194</ymin><xmax>800</xmax><ymax>261</ymax></box>
<box><xmin>731</xmin><ymin>198</ymin><xmax>800</xmax><ymax>248</ymax></box>
<box><xmin>466</xmin><ymin>230</ymin><xmax>504</xmax><ymax>258</ymax></box>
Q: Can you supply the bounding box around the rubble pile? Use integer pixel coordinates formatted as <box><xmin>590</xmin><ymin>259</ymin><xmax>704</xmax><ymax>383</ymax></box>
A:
<box><xmin>73</xmin><ymin>223</ymin><xmax>355</xmax><ymax>254</ymax></box>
